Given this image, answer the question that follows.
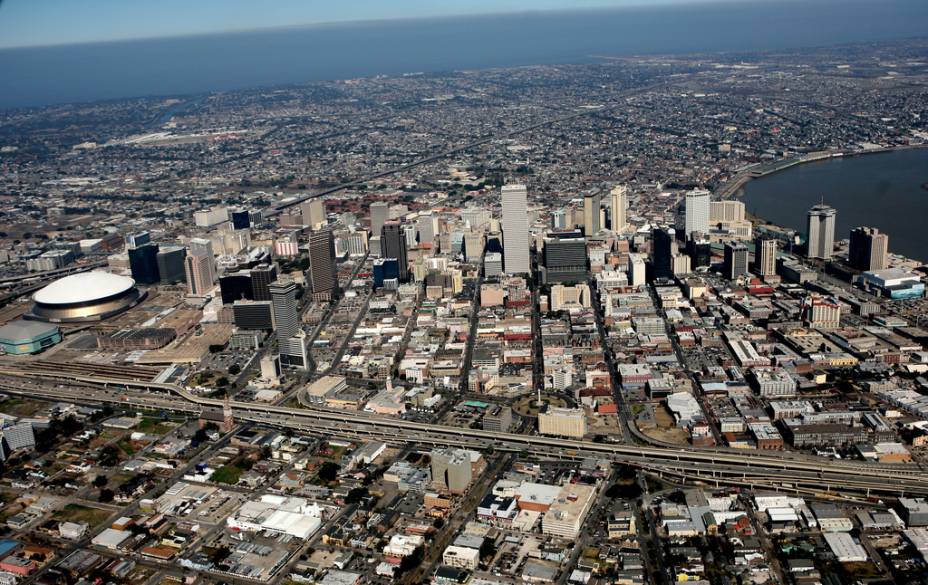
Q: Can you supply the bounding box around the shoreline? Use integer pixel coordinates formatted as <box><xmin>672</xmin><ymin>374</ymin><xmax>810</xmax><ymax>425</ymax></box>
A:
<box><xmin>716</xmin><ymin>143</ymin><xmax>928</xmax><ymax>200</ymax></box>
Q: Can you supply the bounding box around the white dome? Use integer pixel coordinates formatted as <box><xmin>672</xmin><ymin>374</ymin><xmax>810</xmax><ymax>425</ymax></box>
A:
<box><xmin>33</xmin><ymin>271</ymin><xmax>136</xmax><ymax>306</ymax></box>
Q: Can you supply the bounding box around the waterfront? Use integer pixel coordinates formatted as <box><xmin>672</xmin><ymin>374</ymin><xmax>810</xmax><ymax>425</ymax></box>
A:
<box><xmin>738</xmin><ymin>148</ymin><xmax>928</xmax><ymax>262</ymax></box>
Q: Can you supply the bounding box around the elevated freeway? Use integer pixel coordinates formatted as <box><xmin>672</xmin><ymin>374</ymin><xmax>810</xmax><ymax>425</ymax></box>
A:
<box><xmin>1</xmin><ymin>368</ymin><xmax>926</xmax><ymax>498</ymax></box>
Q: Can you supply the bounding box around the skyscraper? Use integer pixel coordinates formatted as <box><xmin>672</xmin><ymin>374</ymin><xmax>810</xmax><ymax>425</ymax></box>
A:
<box><xmin>300</xmin><ymin>199</ymin><xmax>326</xmax><ymax>230</ymax></box>
<box><xmin>250</xmin><ymin>263</ymin><xmax>277</xmax><ymax>301</ymax></box>
<box><xmin>184</xmin><ymin>238</ymin><xmax>215</xmax><ymax>296</ymax></box>
<box><xmin>417</xmin><ymin>212</ymin><xmax>438</xmax><ymax>245</ymax></box>
<box><xmin>542</xmin><ymin>231</ymin><xmax>588</xmax><ymax>284</ymax></box>
<box><xmin>156</xmin><ymin>245</ymin><xmax>186</xmax><ymax>284</ymax></box>
<box><xmin>370</xmin><ymin>201</ymin><xmax>389</xmax><ymax>239</ymax></box>
<box><xmin>270</xmin><ymin>280</ymin><xmax>299</xmax><ymax>340</ymax></box>
<box><xmin>381</xmin><ymin>221</ymin><xmax>409</xmax><ymax>282</ymax></box>
<box><xmin>308</xmin><ymin>229</ymin><xmax>337</xmax><ymax>300</ymax></box>
<box><xmin>128</xmin><ymin>243</ymin><xmax>160</xmax><ymax>285</ymax></box>
<box><xmin>430</xmin><ymin>448</ymin><xmax>473</xmax><ymax>494</ymax></box>
<box><xmin>724</xmin><ymin>241</ymin><xmax>750</xmax><ymax>280</ymax></box>
<box><xmin>270</xmin><ymin>280</ymin><xmax>309</xmax><ymax>369</ymax></box>
<box><xmin>651</xmin><ymin>227</ymin><xmax>676</xmax><ymax>281</ymax></box>
<box><xmin>754</xmin><ymin>236</ymin><xmax>778</xmax><ymax>277</ymax></box>
<box><xmin>684</xmin><ymin>189</ymin><xmax>711</xmax><ymax>239</ymax></box>
<box><xmin>610</xmin><ymin>185</ymin><xmax>627</xmax><ymax>233</ymax></box>
<box><xmin>230</xmin><ymin>208</ymin><xmax>251</xmax><ymax>230</ymax></box>
<box><xmin>126</xmin><ymin>231</ymin><xmax>151</xmax><ymax>249</ymax></box>
<box><xmin>551</xmin><ymin>209</ymin><xmax>567</xmax><ymax>230</ymax></box>
<box><xmin>849</xmin><ymin>226</ymin><xmax>888</xmax><ymax>271</ymax></box>
<box><xmin>501</xmin><ymin>184</ymin><xmax>530</xmax><ymax>274</ymax></box>
<box><xmin>806</xmin><ymin>203</ymin><xmax>837</xmax><ymax>260</ymax></box>
<box><xmin>686</xmin><ymin>236</ymin><xmax>712</xmax><ymax>268</ymax></box>
<box><xmin>583</xmin><ymin>192</ymin><xmax>601</xmax><ymax>236</ymax></box>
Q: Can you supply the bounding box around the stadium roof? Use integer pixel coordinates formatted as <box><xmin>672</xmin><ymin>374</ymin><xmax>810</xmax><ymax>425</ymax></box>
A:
<box><xmin>33</xmin><ymin>271</ymin><xmax>135</xmax><ymax>305</ymax></box>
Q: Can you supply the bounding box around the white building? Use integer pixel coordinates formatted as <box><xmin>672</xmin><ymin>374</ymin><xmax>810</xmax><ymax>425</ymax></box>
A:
<box><xmin>194</xmin><ymin>206</ymin><xmax>229</xmax><ymax>228</ymax></box>
<box><xmin>226</xmin><ymin>494</ymin><xmax>326</xmax><ymax>539</ymax></box>
<box><xmin>610</xmin><ymin>185</ymin><xmax>627</xmax><ymax>233</ymax></box>
<box><xmin>443</xmin><ymin>545</ymin><xmax>480</xmax><ymax>570</ymax></box>
<box><xmin>806</xmin><ymin>203</ymin><xmax>836</xmax><ymax>260</ymax></box>
<box><xmin>684</xmin><ymin>189</ymin><xmax>711</xmax><ymax>238</ymax></box>
<box><xmin>501</xmin><ymin>184</ymin><xmax>530</xmax><ymax>274</ymax></box>
<box><xmin>542</xmin><ymin>483</ymin><xmax>598</xmax><ymax>539</ymax></box>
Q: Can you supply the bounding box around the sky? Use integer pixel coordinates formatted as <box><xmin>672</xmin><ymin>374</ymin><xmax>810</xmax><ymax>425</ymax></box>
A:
<box><xmin>0</xmin><ymin>0</ymin><xmax>715</xmax><ymax>49</ymax></box>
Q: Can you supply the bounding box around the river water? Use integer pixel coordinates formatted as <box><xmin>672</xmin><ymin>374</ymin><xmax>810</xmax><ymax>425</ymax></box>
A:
<box><xmin>738</xmin><ymin>148</ymin><xmax>928</xmax><ymax>263</ymax></box>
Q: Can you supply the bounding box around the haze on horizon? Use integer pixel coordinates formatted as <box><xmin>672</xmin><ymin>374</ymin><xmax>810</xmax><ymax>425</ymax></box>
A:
<box><xmin>2</xmin><ymin>0</ymin><xmax>710</xmax><ymax>49</ymax></box>
<box><xmin>1</xmin><ymin>0</ymin><xmax>926</xmax><ymax>110</ymax></box>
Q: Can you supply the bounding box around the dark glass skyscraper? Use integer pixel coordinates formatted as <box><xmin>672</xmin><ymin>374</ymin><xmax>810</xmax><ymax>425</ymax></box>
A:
<box><xmin>651</xmin><ymin>227</ymin><xmax>675</xmax><ymax>281</ymax></box>
<box><xmin>128</xmin><ymin>243</ymin><xmax>160</xmax><ymax>284</ymax></box>
<box><xmin>381</xmin><ymin>221</ymin><xmax>409</xmax><ymax>283</ymax></box>
<box><xmin>542</xmin><ymin>231</ymin><xmax>588</xmax><ymax>284</ymax></box>
<box><xmin>308</xmin><ymin>229</ymin><xmax>337</xmax><ymax>299</ymax></box>
<box><xmin>156</xmin><ymin>245</ymin><xmax>186</xmax><ymax>284</ymax></box>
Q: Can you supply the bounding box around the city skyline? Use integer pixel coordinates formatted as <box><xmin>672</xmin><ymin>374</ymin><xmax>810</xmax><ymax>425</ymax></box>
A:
<box><xmin>0</xmin><ymin>14</ymin><xmax>926</xmax><ymax>585</ymax></box>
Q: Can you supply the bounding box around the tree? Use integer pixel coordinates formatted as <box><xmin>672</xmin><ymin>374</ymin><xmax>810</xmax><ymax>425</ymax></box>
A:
<box><xmin>479</xmin><ymin>538</ymin><xmax>497</xmax><ymax>562</ymax></box>
<box><xmin>98</xmin><ymin>445</ymin><xmax>120</xmax><ymax>467</ymax></box>
<box><xmin>345</xmin><ymin>487</ymin><xmax>369</xmax><ymax>505</ymax></box>
<box><xmin>93</xmin><ymin>475</ymin><xmax>108</xmax><ymax>488</ymax></box>
<box><xmin>396</xmin><ymin>546</ymin><xmax>424</xmax><ymax>576</ymax></box>
<box><xmin>228</xmin><ymin>363</ymin><xmax>241</xmax><ymax>376</ymax></box>
<box><xmin>98</xmin><ymin>489</ymin><xmax>114</xmax><ymax>503</ymax></box>
<box><xmin>317</xmin><ymin>462</ymin><xmax>339</xmax><ymax>483</ymax></box>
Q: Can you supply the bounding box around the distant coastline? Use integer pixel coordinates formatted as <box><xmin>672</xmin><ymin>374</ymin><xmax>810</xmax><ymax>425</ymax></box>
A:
<box><xmin>734</xmin><ymin>146</ymin><xmax>928</xmax><ymax>262</ymax></box>
<box><xmin>718</xmin><ymin>143</ymin><xmax>928</xmax><ymax>200</ymax></box>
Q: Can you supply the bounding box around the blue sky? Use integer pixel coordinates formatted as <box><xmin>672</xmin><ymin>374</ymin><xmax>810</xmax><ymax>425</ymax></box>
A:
<box><xmin>0</xmin><ymin>0</ymin><xmax>711</xmax><ymax>48</ymax></box>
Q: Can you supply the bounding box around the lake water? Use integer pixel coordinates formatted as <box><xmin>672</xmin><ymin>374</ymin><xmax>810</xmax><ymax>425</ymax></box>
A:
<box><xmin>738</xmin><ymin>148</ymin><xmax>928</xmax><ymax>263</ymax></box>
<box><xmin>1</xmin><ymin>0</ymin><xmax>928</xmax><ymax>109</ymax></box>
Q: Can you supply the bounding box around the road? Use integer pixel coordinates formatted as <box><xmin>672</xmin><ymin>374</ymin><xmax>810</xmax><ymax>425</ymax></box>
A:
<box><xmin>1</xmin><ymin>369</ymin><xmax>926</xmax><ymax>498</ymax></box>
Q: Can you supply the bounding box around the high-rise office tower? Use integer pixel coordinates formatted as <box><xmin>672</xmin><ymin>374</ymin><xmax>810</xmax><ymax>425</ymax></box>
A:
<box><xmin>686</xmin><ymin>235</ymin><xmax>712</xmax><ymax>268</ymax></box>
<box><xmin>126</xmin><ymin>231</ymin><xmax>151</xmax><ymax>249</ymax></box>
<box><xmin>610</xmin><ymin>185</ymin><xmax>627</xmax><ymax>233</ymax></box>
<box><xmin>684</xmin><ymin>189</ymin><xmax>711</xmax><ymax>239</ymax></box>
<box><xmin>724</xmin><ymin>241</ymin><xmax>750</xmax><ymax>280</ymax></box>
<box><xmin>551</xmin><ymin>209</ymin><xmax>567</xmax><ymax>230</ymax></box>
<box><xmin>430</xmin><ymin>448</ymin><xmax>473</xmax><ymax>494</ymax></box>
<box><xmin>128</xmin><ymin>243</ymin><xmax>160</xmax><ymax>285</ymax></box>
<box><xmin>270</xmin><ymin>280</ymin><xmax>307</xmax><ymax>368</ymax></box>
<box><xmin>806</xmin><ymin>203</ymin><xmax>837</xmax><ymax>260</ymax></box>
<box><xmin>651</xmin><ymin>227</ymin><xmax>676</xmax><ymax>281</ymax></box>
<box><xmin>501</xmin><ymin>184</ymin><xmax>531</xmax><ymax>274</ymax></box>
<box><xmin>710</xmin><ymin>200</ymin><xmax>745</xmax><ymax>223</ymax></box>
<box><xmin>542</xmin><ymin>231</ymin><xmax>588</xmax><ymax>284</ymax></box>
<box><xmin>381</xmin><ymin>221</ymin><xmax>409</xmax><ymax>282</ymax></box>
<box><xmin>219</xmin><ymin>272</ymin><xmax>254</xmax><ymax>304</ymax></box>
<box><xmin>370</xmin><ymin>202</ymin><xmax>389</xmax><ymax>239</ymax></box>
<box><xmin>754</xmin><ymin>236</ymin><xmax>778</xmax><ymax>277</ymax></box>
<box><xmin>184</xmin><ymin>238</ymin><xmax>215</xmax><ymax>296</ymax></box>
<box><xmin>463</xmin><ymin>231</ymin><xmax>485</xmax><ymax>263</ymax></box>
<box><xmin>232</xmin><ymin>300</ymin><xmax>275</xmax><ymax>331</ymax></box>
<box><xmin>300</xmin><ymin>199</ymin><xmax>326</xmax><ymax>230</ymax></box>
<box><xmin>629</xmin><ymin>254</ymin><xmax>646</xmax><ymax>287</ymax></box>
<box><xmin>156</xmin><ymin>245</ymin><xmax>186</xmax><ymax>284</ymax></box>
<box><xmin>583</xmin><ymin>192</ymin><xmax>601</xmax><ymax>236</ymax></box>
<box><xmin>308</xmin><ymin>229</ymin><xmax>337</xmax><ymax>300</ymax></box>
<box><xmin>849</xmin><ymin>226</ymin><xmax>888</xmax><ymax>271</ymax></box>
<box><xmin>250</xmin><ymin>264</ymin><xmax>277</xmax><ymax>301</ymax></box>
<box><xmin>347</xmin><ymin>230</ymin><xmax>368</xmax><ymax>257</ymax></box>
<box><xmin>417</xmin><ymin>212</ymin><xmax>438</xmax><ymax>246</ymax></box>
<box><xmin>269</xmin><ymin>280</ymin><xmax>299</xmax><ymax>341</ymax></box>
<box><xmin>230</xmin><ymin>208</ymin><xmax>251</xmax><ymax>230</ymax></box>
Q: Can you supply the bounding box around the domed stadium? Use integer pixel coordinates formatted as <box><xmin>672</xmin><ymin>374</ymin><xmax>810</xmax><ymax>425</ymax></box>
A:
<box><xmin>31</xmin><ymin>271</ymin><xmax>145</xmax><ymax>323</ymax></box>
